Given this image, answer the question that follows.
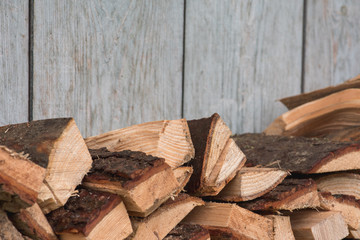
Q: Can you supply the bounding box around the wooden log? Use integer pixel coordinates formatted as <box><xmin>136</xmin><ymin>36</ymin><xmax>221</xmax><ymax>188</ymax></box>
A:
<box><xmin>349</xmin><ymin>227</ymin><xmax>360</xmax><ymax>239</ymax></box>
<box><xmin>319</xmin><ymin>192</ymin><xmax>360</xmax><ymax>230</ymax></box>
<box><xmin>85</xmin><ymin>119</ymin><xmax>194</xmax><ymax>168</ymax></box>
<box><xmin>47</xmin><ymin>188</ymin><xmax>132</xmax><ymax>240</ymax></box>
<box><xmin>214</xmin><ymin>167</ymin><xmax>288</xmax><ymax>202</ymax></box>
<box><xmin>163</xmin><ymin>224</ymin><xmax>210</xmax><ymax>240</ymax></box>
<box><xmin>0</xmin><ymin>146</ymin><xmax>46</xmax><ymax>212</ymax></box>
<box><xmin>185</xmin><ymin>113</ymin><xmax>232</xmax><ymax>195</ymax></box>
<box><xmin>323</xmin><ymin>126</ymin><xmax>360</xmax><ymax>142</ymax></box>
<box><xmin>0</xmin><ymin>209</ymin><xmax>26</xmax><ymax>240</ymax></box>
<box><xmin>265</xmin><ymin>215</ymin><xmax>295</xmax><ymax>240</ymax></box>
<box><xmin>83</xmin><ymin>148</ymin><xmax>180</xmax><ymax>217</ymax></box>
<box><xmin>241</xmin><ymin>179</ymin><xmax>320</xmax><ymax>211</ymax></box>
<box><xmin>233</xmin><ymin>133</ymin><xmax>360</xmax><ymax>174</ymax></box>
<box><xmin>128</xmin><ymin>194</ymin><xmax>204</xmax><ymax>240</ymax></box>
<box><xmin>182</xmin><ymin>202</ymin><xmax>273</xmax><ymax>240</ymax></box>
<box><xmin>289</xmin><ymin>210</ymin><xmax>349</xmax><ymax>240</ymax></box>
<box><xmin>316</xmin><ymin>173</ymin><xmax>360</xmax><ymax>199</ymax></box>
<box><xmin>8</xmin><ymin>203</ymin><xmax>57</xmax><ymax>240</ymax></box>
<box><xmin>0</xmin><ymin>118</ymin><xmax>92</xmax><ymax>213</ymax></box>
<box><xmin>173</xmin><ymin>166</ymin><xmax>193</xmax><ymax>194</ymax></box>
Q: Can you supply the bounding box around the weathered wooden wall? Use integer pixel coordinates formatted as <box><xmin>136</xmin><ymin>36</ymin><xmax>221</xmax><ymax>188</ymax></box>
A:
<box><xmin>1</xmin><ymin>0</ymin><xmax>360</xmax><ymax>137</ymax></box>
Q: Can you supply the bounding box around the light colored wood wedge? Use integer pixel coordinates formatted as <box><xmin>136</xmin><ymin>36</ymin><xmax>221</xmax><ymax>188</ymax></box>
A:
<box><xmin>182</xmin><ymin>202</ymin><xmax>273</xmax><ymax>240</ymax></box>
<box><xmin>85</xmin><ymin>119</ymin><xmax>194</xmax><ymax>168</ymax></box>
<box><xmin>289</xmin><ymin>210</ymin><xmax>349</xmax><ymax>240</ymax></box>
<box><xmin>173</xmin><ymin>166</ymin><xmax>193</xmax><ymax>194</ymax></box>
<box><xmin>0</xmin><ymin>118</ymin><xmax>92</xmax><ymax>213</ymax></box>
<box><xmin>0</xmin><ymin>209</ymin><xmax>26</xmax><ymax>240</ymax></box>
<box><xmin>214</xmin><ymin>167</ymin><xmax>288</xmax><ymax>202</ymax></box>
<box><xmin>265</xmin><ymin>215</ymin><xmax>295</xmax><ymax>240</ymax></box>
<box><xmin>316</xmin><ymin>173</ymin><xmax>360</xmax><ymax>199</ymax></box>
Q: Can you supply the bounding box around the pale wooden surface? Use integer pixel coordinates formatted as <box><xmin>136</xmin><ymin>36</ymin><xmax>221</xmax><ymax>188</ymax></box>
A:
<box><xmin>32</xmin><ymin>0</ymin><xmax>184</xmax><ymax>137</ymax></box>
<box><xmin>183</xmin><ymin>0</ymin><xmax>303</xmax><ymax>133</ymax></box>
<box><xmin>304</xmin><ymin>0</ymin><xmax>360</xmax><ymax>92</ymax></box>
<box><xmin>0</xmin><ymin>1</ymin><xmax>28</xmax><ymax>126</ymax></box>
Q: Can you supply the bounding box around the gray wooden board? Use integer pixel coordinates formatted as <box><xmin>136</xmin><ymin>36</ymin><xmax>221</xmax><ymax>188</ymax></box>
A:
<box><xmin>0</xmin><ymin>1</ymin><xmax>29</xmax><ymax>126</ymax></box>
<box><xmin>304</xmin><ymin>0</ymin><xmax>360</xmax><ymax>92</ymax></box>
<box><xmin>183</xmin><ymin>0</ymin><xmax>303</xmax><ymax>134</ymax></box>
<box><xmin>33</xmin><ymin>0</ymin><xmax>184</xmax><ymax>137</ymax></box>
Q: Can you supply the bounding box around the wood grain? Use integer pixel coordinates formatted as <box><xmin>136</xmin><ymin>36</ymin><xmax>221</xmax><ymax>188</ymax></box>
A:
<box><xmin>304</xmin><ymin>0</ymin><xmax>360</xmax><ymax>91</ymax></box>
<box><xmin>183</xmin><ymin>0</ymin><xmax>303</xmax><ymax>133</ymax></box>
<box><xmin>32</xmin><ymin>0</ymin><xmax>184</xmax><ymax>137</ymax></box>
<box><xmin>0</xmin><ymin>1</ymin><xmax>28</xmax><ymax>126</ymax></box>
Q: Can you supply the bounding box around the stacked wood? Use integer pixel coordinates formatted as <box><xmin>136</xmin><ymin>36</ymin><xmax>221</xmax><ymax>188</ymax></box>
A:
<box><xmin>315</xmin><ymin>173</ymin><xmax>360</xmax><ymax>199</ymax></box>
<box><xmin>0</xmin><ymin>118</ymin><xmax>93</xmax><ymax>213</ymax></box>
<box><xmin>265</xmin><ymin>215</ymin><xmax>295</xmax><ymax>240</ymax></box>
<box><xmin>163</xmin><ymin>224</ymin><xmax>210</xmax><ymax>240</ymax></box>
<box><xmin>0</xmin><ymin>209</ymin><xmax>26</xmax><ymax>240</ymax></box>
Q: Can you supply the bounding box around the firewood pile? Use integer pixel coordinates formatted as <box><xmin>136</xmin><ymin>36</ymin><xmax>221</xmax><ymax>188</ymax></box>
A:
<box><xmin>1</xmin><ymin>75</ymin><xmax>360</xmax><ymax>240</ymax></box>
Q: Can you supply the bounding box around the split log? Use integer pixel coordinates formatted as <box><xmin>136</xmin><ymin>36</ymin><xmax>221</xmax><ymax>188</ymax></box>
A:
<box><xmin>316</xmin><ymin>173</ymin><xmax>360</xmax><ymax>199</ymax></box>
<box><xmin>163</xmin><ymin>224</ymin><xmax>210</xmax><ymax>240</ymax></box>
<box><xmin>128</xmin><ymin>194</ymin><xmax>204</xmax><ymax>240</ymax></box>
<box><xmin>233</xmin><ymin>133</ymin><xmax>360</xmax><ymax>174</ymax></box>
<box><xmin>280</xmin><ymin>75</ymin><xmax>360</xmax><ymax>110</ymax></box>
<box><xmin>0</xmin><ymin>146</ymin><xmax>46</xmax><ymax>212</ymax></box>
<box><xmin>185</xmin><ymin>113</ymin><xmax>232</xmax><ymax>195</ymax></box>
<box><xmin>289</xmin><ymin>210</ymin><xmax>349</xmax><ymax>240</ymax></box>
<box><xmin>349</xmin><ymin>227</ymin><xmax>360</xmax><ymax>239</ymax></box>
<box><xmin>182</xmin><ymin>202</ymin><xmax>273</xmax><ymax>240</ymax></box>
<box><xmin>265</xmin><ymin>215</ymin><xmax>295</xmax><ymax>240</ymax></box>
<box><xmin>319</xmin><ymin>192</ymin><xmax>360</xmax><ymax>230</ymax></box>
<box><xmin>241</xmin><ymin>179</ymin><xmax>320</xmax><ymax>211</ymax></box>
<box><xmin>83</xmin><ymin>148</ymin><xmax>180</xmax><ymax>217</ymax></box>
<box><xmin>85</xmin><ymin>119</ymin><xmax>194</xmax><ymax>168</ymax></box>
<box><xmin>47</xmin><ymin>188</ymin><xmax>132</xmax><ymax>240</ymax></box>
<box><xmin>322</xmin><ymin>126</ymin><xmax>360</xmax><ymax>142</ymax></box>
<box><xmin>8</xmin><ymin>203</ymin><xmax>57</xmax><ymax>240</ymax></box>
<box><xmin>0</xmin><ymin>118</ymin><xmax>92</xmax><ymax>213</ymax></box>
<box><xmin>0</xmin><ymin>209</ymin><xmax>26</xmax><ymax>240</ymax></box>
<box><xmin>173</xmin><ymin>166</ymin><xmax>193</xmax><ymax>194</ymax></box>
<box><xmin>214</xmin><ymin>167</ymin><xmax>288</xmax><ymax>202</ymax></box>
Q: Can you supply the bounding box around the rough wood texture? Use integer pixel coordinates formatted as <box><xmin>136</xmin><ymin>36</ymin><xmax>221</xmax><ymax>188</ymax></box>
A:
<box><xmin>316</xmin><ymin>173</ymin><xmax>360</xmax><ymax>199</ymax></box>
<box><xmin>83</xmin><ymin>148</ymin><xmax>179</xmax><ymax>217</ymax></box>
<box><xmin>182</xmin><ymin>202</ymin><xmax>273</xmax><ymax>240</ymax></box>
<box><xmin>0</xmin><ymin>0</ymin><xmax>28</xmax><ymax>126</ymax></box>
<box><xmin>163</xmin><ymin>224</ymin><xmax>210</xmax><ymax>240</ymax></box>
<box><xmin>9</xmin><ymin>203</ymin><xmax>57</xmax><ymax>240</ymax></box>
<box><xmin>290</xmin><ymin>210</ymin><xmax>349</xmax><ymax>240</ymax></box>
<box><xmin>0</xmin><ymin>118</ymin><xmax>93</xmax><ymax>213</ymax></box>
<box><xmin>184</xmin><ymin>0</ymin><xmax>303</xmax><ymax>133</ymax></box>
<box><xmin>85</xmin><ymin>119</ymin><xmax>194</xmax><ymax>168</ymax></box>
<box><xmin>241</xmin><ymin>179</ymin><xmax>320</xmax><ymax>211</ymax></box>
<box><xmin>173</xmin><ymin>166</ymin><xmax>193</xmax><ymax>195</ymax></box>
<box><xmin>0</xmin><ymin>146</ymin><xmax>46</xmax><ymax>212</ymax></box>
<box><xmin>349</xmin><ymin>227</ymin><xmax>360</xmax><ymax>239</ymax></box>
<box><xmin>33</xmin><ymin>0</ymin><xmax>184</xmax><ymax>137</ymax></box>
<box><xmin>304</xmin><ymin>0</ymin><xmax>360</xmax><ymax>92</ymax></box>
<box><xmin>214</xmin><ymin>167</ymin><xmax>288</xmax><ymax>202</ymax></box>
<box><xmin>128</xmin><ymin>194</ymin><xmax>204</xmax><ymax>240</ymax></box>
<box><xmin>233</xmin><ymin>133</ymin><xmax>360</xmax><ymax>173</ymax></box>
<box><xmin>266</xmin><ymin>215</ymin><xmax>295</xmax><ymax>240</ymax></box>
<box><xmin>0</xmin><ymin>209</ymin><xmax>26</xmax><ymax>240</ymax></box>
<box><xmin>47</xmin><ymin>188</ymin><xmax>132</xmax><ymax>240</ymax></box>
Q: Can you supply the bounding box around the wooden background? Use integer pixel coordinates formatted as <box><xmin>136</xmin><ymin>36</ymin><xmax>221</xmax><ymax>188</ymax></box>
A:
<box><xmin>1</xmin><ymin>0</ymin><xmax>360</xmax><ymax>137</ymax></box>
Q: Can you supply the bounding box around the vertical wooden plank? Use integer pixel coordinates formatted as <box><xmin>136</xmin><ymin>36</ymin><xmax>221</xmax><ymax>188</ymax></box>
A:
<box><xmin>304</xmin><ymin>0</ymin><xmax>360</xmax><ymax>91</ymax></box>
<box><xmin>33</xmin><ymin>0</ymin><xmax>183</xmax><ymax>137</ymax></box>
<box><xmin>184</xmin><ymin>0</ymin><xmax>303</xmax><ymax>134</ymax></box>
<box><xmin>0</xmin><ymin>1</ymin><xmax>28</xmax><ymax>125</ymax></box>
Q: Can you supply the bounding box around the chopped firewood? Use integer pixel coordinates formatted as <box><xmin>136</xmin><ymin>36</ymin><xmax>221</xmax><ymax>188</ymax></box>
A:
<box><xmin>163</xmin><ymin>224</ymin><xmax>210</xmax><ymax>240</ymax></box>
<box><xmin>289</xmin><ymin>210</ymin><xmax>349</xmax><ymax>240</ymax></box>
<box><xmin>85</xmin><ymin>119</ymin><xmax>194</xmax><ymax>168</ymax></box>
<box><xmin>173</xmin><ymin>166</ymin><xmax>193</xmax><ymax>194</ymax></box>
<box><xmin>0</xmin><ymin>146</ymin><xmax>46</xmax><ymax>212</ymax></box>
<box><xmin>182</xmin><ymin>202</ymin><xmax>273</xmax><ymax>240</ymax></box>
<box><xmin>323</xmin><ymin>126</ymin><xmax>360</xmax><ymax>142</ymax></box>
<box><xmin>8</xmin><ymin>203</ymin><xmax>57</xmax><ymax>240</ymax></box>
<box><xmin>280</xmin><ymin>75</ymin><xmax>360</xmax><ymax>110</ymax></box>
<box><xmin>204</xmin><ymin>138</ymin><xmax>246</xmax><ymax>195</ymax></box>
<box><xmin>233</xmin><ymin>133</ymin><xmax>360</xmax><ymax>173</ymax></box>
<box><xmin>83</xmin><ymin>148</ymin><xmax>180</xmax><ymax>217</ymax></box>
<box><xmin>316</xmin><ymin>173</ymin><xmax>360</xmax><ymax>199</ymax></box>
<box><xmin>349</xmin><ymin>227</ymin><xmax>360</xmax><ymax>239</ymax></box>
<box><xmin>319</xmin><ymin>192</ymin><xmax>360</xmax><ymax>230</ymax></box>
<box><xmin>265</xmin><ymin>89</ymin><xmax>360</xmax><ymax>137</ymax></box>
<box><xmin>128</xmin><ymin>194</ymin><xmax>204</xmax><ymax>240</ymax></box>
<box><xmin>47</xmin><ymin>188</ymin><xmax>132</xmax><ymax>240</ymax></box>
<box><xmin>214</xmin><ymin>167</ymin><xmax>288</xmax><ymax>202</ymax></box>
<box><xmin>0</xmin><ymin>209</ymin><xmax>26</xmax><ymax>240</ymax></box>
<box><xmin>265</xmin><ymin>215</ymin><xmax>295</xmax><ymax>240</ymax></box>
<box><xmin>185</xmin><ymin>113</ymin><xmax>232</xmax><ymax>195</ymax></box>
<box><xmin>0</xmin><ymin>118</ymin><xmax>92</xmax><ymax>213</ymax></box>
<box><xmin>240</xmin><ymin>179</ymin><xmax>320</xmax><ymax>211</ymax></box>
